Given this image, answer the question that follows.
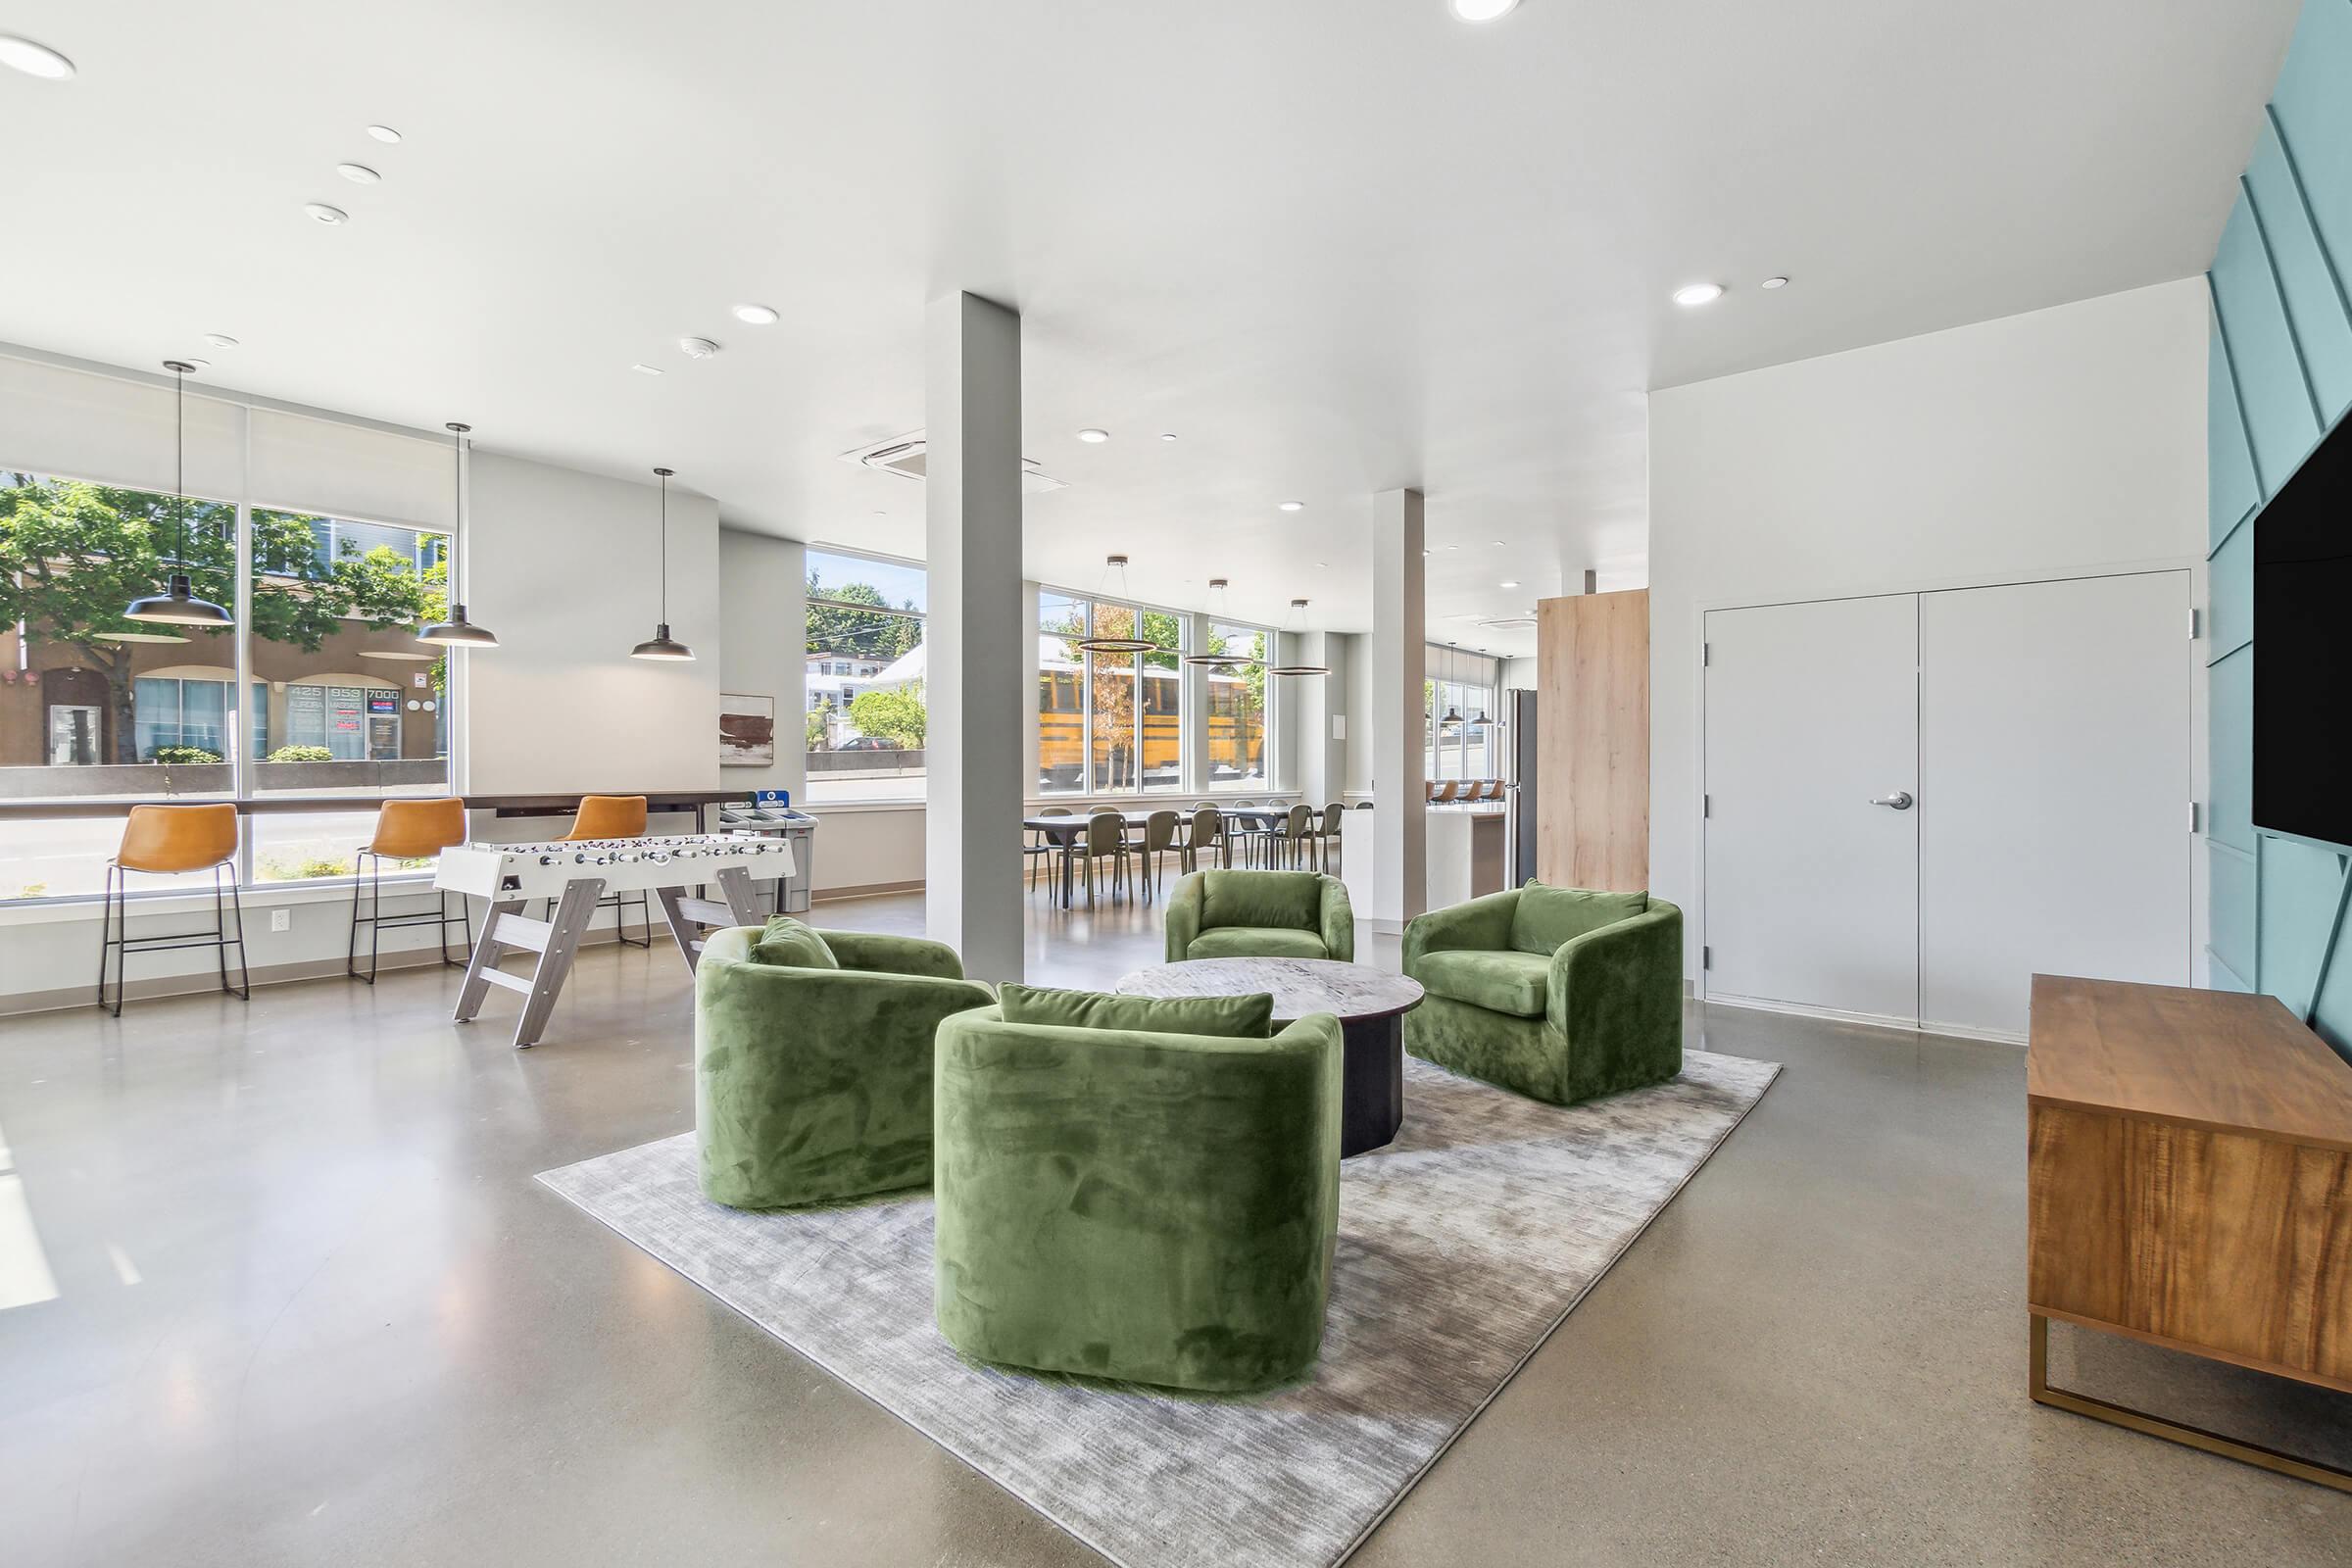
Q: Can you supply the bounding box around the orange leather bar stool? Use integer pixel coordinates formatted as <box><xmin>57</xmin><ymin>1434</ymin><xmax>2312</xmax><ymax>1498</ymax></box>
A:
<box><xmin>348</xmin><ymin>797</ymin><xmax>474</xmax><ymax>984</ymax></box>
<box><xmin>98</xmin><ymin>803</ymin><xmax>250</xmax><ymax>1017</ymax></box>
<box><xmin>556</xmin><ymin>794</ymin><xmax>653</xmax><ymax>946</ymax></box>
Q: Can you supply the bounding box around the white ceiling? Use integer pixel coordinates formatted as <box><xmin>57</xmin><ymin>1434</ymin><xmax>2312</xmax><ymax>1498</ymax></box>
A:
<box><xmin>0</xmin><ymin>0</ymin><xmax>2297</xmax><ymax>657</ymax></box>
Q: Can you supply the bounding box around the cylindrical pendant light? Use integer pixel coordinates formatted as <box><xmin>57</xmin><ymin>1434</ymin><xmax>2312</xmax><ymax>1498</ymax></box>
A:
<box><xmin>1269</xmin><ymin>598</ymin><xmax>1331</xmax><ymax>677</ymax></box>
<box><xmin>1182</xmin><ymin>577</ymin><xmax>1242</xmax><ymax>667</ymax></box>
<box><xmin>416</xmin><ymin>422</ymin><xmax>500</xmax><ymax>648</ymax></box>
<box><xmin>1074</xmin><ymin>555</ymin><xmax>1156</xmax><ymax>654</ymax></box>
<box><xmin>123</xmin><ymin>361</ymin><xmax>235</xmax><ymax>626</ymax></box>
<box><xmin>630</xmin><ymin>466</ymin><xmax>694</xmax><ymax>661</ymax></box>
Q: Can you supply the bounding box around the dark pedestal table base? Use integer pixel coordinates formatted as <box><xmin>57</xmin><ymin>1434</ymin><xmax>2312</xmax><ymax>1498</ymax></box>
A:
<box><xmin>1340</xmin><ymin>1014</ymin><xmax>1406</xmax><ymax>1157</ymax></box>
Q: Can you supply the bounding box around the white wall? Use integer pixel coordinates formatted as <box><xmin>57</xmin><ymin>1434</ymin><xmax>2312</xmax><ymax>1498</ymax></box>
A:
<box><xmin>1343</xmin><ymin>631</ymin><xmax>1374</xmax><ymax>796</ymax></box>
<box><xmin>1648</xmin><ymin>278</ymin><xmax>2209</xmax><ymax>984</ymax></box>
<box><xmin>1499</xmin><ymin>656</ymin><xmax>1538</xmax><ymax>691</ymax></box>
<box><xmin>465</xmin><ymin>454</ymin><xmax>720</xmax><ymax>795</ymax></box>
<box><xmin>717</xmin><ymin>528</ymin><xmax>808</xmax><ymax>803</ymax></box>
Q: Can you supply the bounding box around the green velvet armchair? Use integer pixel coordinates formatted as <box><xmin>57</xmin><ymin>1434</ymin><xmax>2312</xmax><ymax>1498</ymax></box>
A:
<box><xmin>1163</xmin><ymin>868</ymin><xmax>1354</xmax><ymax>963</ymax></box>
<box><xmin>1401</xmin><ymin>883</ymin><xmax>1683</xmax><ymax>1105</ymax></box>
<box><xmin>933</xmin><ymin>1004</ymin><xmax>1344</xmax><ymax>1392</ymax></box>
<box><xmin>694</xmin><ymin>923</ymin><xmax>995</xmax><ymax>1209</ymax></box>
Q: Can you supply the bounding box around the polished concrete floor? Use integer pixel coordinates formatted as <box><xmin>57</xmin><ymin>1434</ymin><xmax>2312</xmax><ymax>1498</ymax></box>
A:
<box><xmin>2</xmin><ymin>886</ymin><xmax>2346</xmax><ymax>1567</ymax></box>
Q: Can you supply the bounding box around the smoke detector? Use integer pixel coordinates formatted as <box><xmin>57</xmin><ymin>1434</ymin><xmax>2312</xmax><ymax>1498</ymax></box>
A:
<box><xmin>837</xmin><ymin>430</ymin><xmax>1067</xmax><ymax>495</ymax></box>
<box><xmin>678</xmin><ymin>336</ymin><xmax>721</xmax><ymax>360</ymax></box>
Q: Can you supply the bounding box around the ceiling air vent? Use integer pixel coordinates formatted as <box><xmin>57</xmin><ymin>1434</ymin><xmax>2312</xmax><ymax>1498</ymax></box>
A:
<box><xmin>837</xmin><ymin>431</ymin><xmax>1066</xmax><ymax>495</ymax></box>
<box><xmin>1477</xmin><ymin>614</ymin><xmax>1539</xmax><ymax>631</ymax></box>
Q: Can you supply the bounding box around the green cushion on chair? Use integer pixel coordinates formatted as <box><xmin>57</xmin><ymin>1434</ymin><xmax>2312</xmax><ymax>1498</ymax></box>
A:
<box><xmin>1188</xmin><ymin>926</ymin><xmax>1329</xmax><ymax>961</ymax></box>
<box><xmin>1508</xmin><ymin>882</ymin><xmax>1647</xmax><ymax>956</ymax></box>
<box><xmin>755</xmin><ymin>915</ymin><xmax>840</xmax><ymax>969</ymax></box>
<box><xmin>1198</xmin><ymin>869</ymin><xmax>1323</xmax><ymax>932</ymax></box>
<box><xmin>1416</xmin><ymin>949</ymin><xmax>1549</xmax><ymax>1017</ymax></box>
<box><xmin>999</xmin><ymin>983</ymin><xmax>1274</xmax><ymax>1039</ymax></box>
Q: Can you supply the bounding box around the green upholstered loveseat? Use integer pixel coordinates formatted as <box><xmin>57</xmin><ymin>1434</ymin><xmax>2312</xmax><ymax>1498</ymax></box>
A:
<box><xmin>1401</xmin><ymin>883</ymin><xmax>1683</xmax><ymax>1105</ymax></box>
<box><xmin>694</xmin><ymin>922</ymin><xmax>995</xmax><ymax>1209</ymax></box>
<box><xmin>932</xmin><ymin>997</ymin><xmax>1344</xmax><ymax>1392</ymax></box>
<box><xmin>1163</xmin><ymin>868</ymin><xmax>1354</xmax><ymax>963</ymax></box>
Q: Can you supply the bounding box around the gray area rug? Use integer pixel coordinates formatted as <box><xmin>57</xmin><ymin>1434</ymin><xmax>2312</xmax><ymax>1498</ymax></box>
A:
<box><xmin>539</xmin><ymin>1050</ymin><xmax>1780</xmax><ymax>1568</ymax></box>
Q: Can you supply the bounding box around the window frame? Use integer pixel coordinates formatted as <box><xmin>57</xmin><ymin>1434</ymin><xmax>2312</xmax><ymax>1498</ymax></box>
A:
<box><xmin>804</xmin><ymin>544</ymin><xmax>928</xmax><ymax>806</ymax></box>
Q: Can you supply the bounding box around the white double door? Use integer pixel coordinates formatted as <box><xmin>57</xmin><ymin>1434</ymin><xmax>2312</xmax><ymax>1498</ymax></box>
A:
<box><xmin>1702</xmin><ymin>571</ymin><xmax>2189</xmax><ymax>1039</ymax></box>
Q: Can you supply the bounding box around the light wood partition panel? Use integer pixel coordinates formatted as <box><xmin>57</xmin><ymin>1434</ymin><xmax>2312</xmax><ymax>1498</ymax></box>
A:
<box><xmin>1536</xmin><ymin>589</ymin><xmax>1648</xmax><ymax>891</ymax></box>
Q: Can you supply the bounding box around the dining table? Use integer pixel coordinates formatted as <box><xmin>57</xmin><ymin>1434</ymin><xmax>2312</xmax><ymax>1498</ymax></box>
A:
<box><xmin>1022</xmin><ymin>804</ymin><xmax>1313</xmax><ymax>907</ymax></box>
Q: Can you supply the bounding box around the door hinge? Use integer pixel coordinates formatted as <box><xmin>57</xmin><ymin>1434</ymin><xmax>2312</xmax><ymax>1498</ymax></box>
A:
<box><xmin>1703</xmin><ymin>794</ymin><xmax>1711</xmax><ymax>818</ymax></box>
<box><xmin>2189</xmin><ymin>608</ymin><xmax>2202</xmax><ymax>640</ymax></box>
<box><xmin>1702</xmin><ymin>641</ymin><xmax>1711</xmax><ymax>667</ymax></box>
<box><xmin>1701</xmin><ymin>946</ymin><xmax>1712</xmax><ymax>970</ymax></box>
<box><xmin>2191</xmin><ymin>801</ymin><xmax>2202</xmax><ymax>833</ymax></box>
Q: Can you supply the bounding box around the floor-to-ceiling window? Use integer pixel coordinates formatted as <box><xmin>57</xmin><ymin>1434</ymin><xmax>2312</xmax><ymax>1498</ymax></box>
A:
<box><xmin>0</xmin><ymin>469</ymin><xmax>456</xmax><ymax>896</ymax></box>
<box><xmin>1424</xmin><ymin>646</ymin><xmax>1499</xmax><ymax>789</ymax></box>
<box><xmin>804</xmin><ymin>547</ymin><xmax>925</xmax><ymax>804</ymax></box>
<box><xmin>1037</xmin><ymin>588</ymin><xmax>1247</xmax><ymax>796</ymax></box>
<box><xmin>1204</xmin><ymin>621</ymin><xmax>1270</xmax><ymax>791</ymax></box>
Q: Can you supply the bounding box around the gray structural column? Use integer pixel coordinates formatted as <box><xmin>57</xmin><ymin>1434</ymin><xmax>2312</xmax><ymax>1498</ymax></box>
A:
<box><xmin>1371</xmin><ymin>489</ymin><xmax>1427</xmax><ymax>928</ymax></box>
<box><xmin>924</xmin><ymin>291</ymin><xmax>1025</xmax><ymax>982</ymax></box>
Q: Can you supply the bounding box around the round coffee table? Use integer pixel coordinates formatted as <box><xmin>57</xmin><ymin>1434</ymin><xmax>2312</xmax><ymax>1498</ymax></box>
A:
<box><xmin>1113</xmin><ymin>957</ymin><xmax>1423</xmax><ymax>1157</ymax></box>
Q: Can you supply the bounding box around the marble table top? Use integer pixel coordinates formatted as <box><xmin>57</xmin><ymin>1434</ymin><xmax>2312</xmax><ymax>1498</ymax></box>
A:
<box><xmin>1114</xmin><ymin>957</ymin><xmax>1424</xmax><ymax>1023</ymax></box>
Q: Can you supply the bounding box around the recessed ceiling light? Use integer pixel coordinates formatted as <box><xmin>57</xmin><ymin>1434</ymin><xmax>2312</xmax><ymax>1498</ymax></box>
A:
<box><xmin>732</xmin><ymin>303</ymin><xmax>779</xmax><ymax>325</ymax></box>
<box><xmin>1077</xmin><ymin>428</ymin><xmax>1109</xmax><ymax>443</ymax></box>
<box><xmin>304</xmin><ymin>203</ymin><xmax>350</xmax><ymax>225</ymax></box>
<box><xmin>1672</xmin><ymin>282</ymin><xmax>1726</xmax><ymax>307</ymax></box>
<box><xmin>1760</xmin><ymin>275</ymin><xmax>1790</xmax><ymax>290</ymax></box>
<box><xmin>1449</xmin><ymin>0</ymin><xmax>1519</xmax><ymax>21</ymax></box>
<box><xmin>1277</xmin><ymin>501</ymin><xmax>1303</xmax><ymax>513</ymax></box>
<box><xmin>1493</xmin><ymin>539</ymin><xmax>1506</xmax><ymax>546</ymax></box>
<box><xmin>630</xmin><ymin>363</ymin><xmax>665</xmax><ymax>376</ymax></box>
<box><xmin>1159</xmin><ymin>432</ymin><xmax>1177</xmax><ymax>442</ymax></box>
<box><xmin>204</xmin><ymin>333</ymin><xmax>238</xmax><ymax>349</ymax></box>
<box><xmin>337</xmin><ymin>163</ymin><xmax>381</xmax><ymax>185</ymax></box>
<box><xmin>1499</xmin><ymin>579</ymin><xmax>1521</xmax><ymax>588</ymax></box>
<box><xmin>0</xmin><ymin>34</ymin><xmax>75</xmax><ymax>79</ymax></box>
<box><xmin>183</xmin><ymin>358</ymin><xmax>210</xmax><ymax>368</ymax></box>
<box><xmin>678</xmin><ymin>336</ymin><xmax>720</xmax><ymax>359</ymax></box>
<box><xmin>366</xmin><ymin>124</ymin><xmax>402</xmax><ymax>144</ymax></box>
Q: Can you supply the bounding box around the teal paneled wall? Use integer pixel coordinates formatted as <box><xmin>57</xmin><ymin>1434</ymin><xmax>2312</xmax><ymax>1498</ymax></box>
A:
<box><xmin>2206</xmin><ymin>0</ymin><xmax>2352</xmax><ymax>1057</ymax></box>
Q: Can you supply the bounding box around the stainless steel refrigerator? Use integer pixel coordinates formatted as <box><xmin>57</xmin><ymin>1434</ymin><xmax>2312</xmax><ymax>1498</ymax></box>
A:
<box><xmin>1500</xmin><ymin>687</ymin><xmax>1539</xmax><ymax>887</ymax></box>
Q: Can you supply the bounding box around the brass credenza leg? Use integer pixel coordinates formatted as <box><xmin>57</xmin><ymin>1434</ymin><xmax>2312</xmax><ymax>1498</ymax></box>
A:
<box><xmin>2029</xmin><ymin>1314</ymin><xmax>2352</xmax><ymax>1494</ymax></box>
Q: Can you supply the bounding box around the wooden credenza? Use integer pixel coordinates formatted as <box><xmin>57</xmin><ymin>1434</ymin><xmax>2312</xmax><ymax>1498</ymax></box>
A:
<box><xmin>2027</xmin><ymin>974</ymin><xmax>2352</xmax><ymax>1491</ymax></box>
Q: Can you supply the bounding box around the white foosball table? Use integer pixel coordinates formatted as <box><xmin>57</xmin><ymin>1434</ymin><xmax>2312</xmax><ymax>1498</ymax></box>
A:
<box><xmin>433</xmin><ymin>833</ymin><xmax>794</xmax><ymax>1048</ymax></box>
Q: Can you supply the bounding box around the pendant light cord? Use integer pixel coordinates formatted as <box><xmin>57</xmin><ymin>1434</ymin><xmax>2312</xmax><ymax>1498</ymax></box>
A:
<box><xmin>659</xmin><ymin>470</ymin><xmax>669</xmax><ymax>622</ymax></box>
<box><xmin>172</xmin><ymin>362</ymin><xmax>186</xmax><ymax>564</ymax></box>
<box><xmin>451</xmin><ymin>426</ymin><xmax>462</xmax><ymax>604</ymax></box>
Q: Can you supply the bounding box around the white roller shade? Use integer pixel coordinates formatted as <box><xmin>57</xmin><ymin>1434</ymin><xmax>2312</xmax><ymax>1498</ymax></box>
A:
<box><xmin>0</xmin><ymin>353</ymin><xmax>245</xmax><ymax>499</ymax></box>
<box><xmin>248</xmin><ymin>408</ymin><xmax>452</xmax><ymax>530</ymax></box>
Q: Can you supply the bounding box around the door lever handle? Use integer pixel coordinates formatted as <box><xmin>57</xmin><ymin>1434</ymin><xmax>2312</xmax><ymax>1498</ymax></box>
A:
<box><xmin>1868</xmin><ymin>791</ymin><xmax>1915</xmax><ymax>810</ymax></box>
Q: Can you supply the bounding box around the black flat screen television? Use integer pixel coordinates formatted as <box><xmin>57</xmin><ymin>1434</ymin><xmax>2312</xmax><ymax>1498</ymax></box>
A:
<box><xmin>2252</xmin><ymin>409</ymin><xmax>2352</xmax><ymax>850</ymax></box>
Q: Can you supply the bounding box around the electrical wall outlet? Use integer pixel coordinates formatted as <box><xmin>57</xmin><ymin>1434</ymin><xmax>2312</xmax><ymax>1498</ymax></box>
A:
<box><xmin>270</xmin><ymin>908</ymin><xmax>290</xmax><ymax>933</ymax></box>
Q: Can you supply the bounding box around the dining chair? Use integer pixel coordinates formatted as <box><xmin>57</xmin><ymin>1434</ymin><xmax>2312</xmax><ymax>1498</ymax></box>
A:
<box><xmin>1078</xmin><ymin>808</ymin><xmax>1130</xmax><ymax>907</ymax></box>
<box><xmin>554</xmin><ymin>794</ymin><xmax>653</xmax><ymax>946</ymax></box>
<box><xmin>348</xmin><ymin>796</ymin><xmax>471</xmax><ymax>984</ymax></box>
<box><xmin>1026</xmin><ymin>806</ymin><xmax>1073</xmax><ymax>894</ymax></box>
<box><xmin>1181</xmin><ymin>806</ymin><xmax>1225</xmax><ymax>873</ymax></box>
<box><xmin>97</xmin><ymin>804</ymin><xmax>250</xmax><ymax>1017</ymax></box>
<box><xmin>1275</xmin><ymin>804</ymin><xmax>1316</xmax><ymax>870</ymax></box>
<box><xmin>1317</xmin><ymin>801</ymin><xmax>1347</xmax><ymax>874</ymax></box>
<box><xmin>1138</xmin><ymin>809</ymin><xmax>1182</xmax><ymax>899</ymax></box>
<box><xmin>1436</xmin><ymin>780</ymin><xmax>1461</xmax><ymax>803</ymax></box>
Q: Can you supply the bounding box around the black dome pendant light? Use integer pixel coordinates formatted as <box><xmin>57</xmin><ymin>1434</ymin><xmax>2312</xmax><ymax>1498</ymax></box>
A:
<box><xmin>630</xmin><ymin>466</ymin><xmax>694</xmax><ymax>661</ymax></box>
<box><xmin>123</xmin><ymin>361</ymin><xmax>235</xmax><ymax>627</ymax></box>
<box><xmin>416</xmin><ymin>421</ymin><xmax>500</xmax><ymax>648</ymax></box>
